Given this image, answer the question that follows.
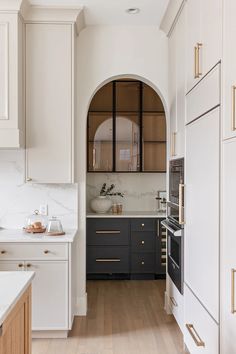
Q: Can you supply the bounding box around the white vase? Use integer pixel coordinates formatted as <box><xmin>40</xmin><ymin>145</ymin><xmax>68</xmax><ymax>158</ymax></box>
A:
<box><xmin>90</xmin><ymin>196</ymin><xmax>112</xmax><ymax>214</ymax></box>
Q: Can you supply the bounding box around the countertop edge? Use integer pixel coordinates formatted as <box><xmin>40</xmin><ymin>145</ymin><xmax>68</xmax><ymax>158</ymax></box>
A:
<box><xmin>0</xmin><ymin>229</ymin><xmax>78</xmax><ymax>243</ymax></box>
<box><xmin>0</xmin><ymin>271</ymin><xmax>35</xmax><ymax>326</ymax></box>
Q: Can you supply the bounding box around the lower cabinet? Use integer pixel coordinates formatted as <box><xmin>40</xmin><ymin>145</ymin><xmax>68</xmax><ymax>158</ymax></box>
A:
<box><xmin>167</xmin><ymin>275</ymin><xmax>184</xmax><ymax>332</ymax></box>
<box><xmin>86</xmin><ymin>217</ymin><xmax>166</xmax><ymax>279</ymax></box>
<box><xmin>0</xmin><ymin>241</ymin><xmax>75</xmax><ymax>337</ymax></box>
<box><xmin>184</xmin><ymin>285</ymin><xmax>219</xmax><ymax>354</ymax></box>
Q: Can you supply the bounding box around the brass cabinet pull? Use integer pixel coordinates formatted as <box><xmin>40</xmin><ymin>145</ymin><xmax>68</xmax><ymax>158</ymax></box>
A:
<box><xmin>18</xmin><ymin>263</ymin><xmax>24</xmax><ymax>268</ymax></box>
<box><xmin>141</xmin><ymin>240</ymin><xmax>145</xmax><ymax>245</ymax></box>
<box><xmin>179</xmin><ymin>184</ymin><xmax>185</xmax><ymax>225</ymax></box>
<box><xmin>92</xmin><ymin>148</ymin><xmax>96</xmax><ymax>169</ymax></box>
<box><xmin>141</xmin><ymin>223</ymin><xmax>145</xmax><ymax>227</ymax></box>
<box><xmin>26</xmin><ymin>177</ymin><xmax>32</xmax><ymax>182</ymax></box>
<box><xmin>0</xmin><ymin>250</ymin><xmax>6</xmax><ymax>254</ymax></box>
<box><xmin>231</xmin><ymin>269</ymin><xmax>236</xmax><ymax>313</ymax></box>
<box><xmin>170</xmin><ymin>296</ymin><xmax>178</xmax><ymax>307</ymax></box>
<box><xmin>186</xmin><ymin>324</ymin><xmax>205</xmax><ymax>347</ymax></box>
<box><xmin>232</xmin><ymin>86</ymin><xmax>236</xmax><ymax>131</ymax></box>
<box><xmin>171</xmin><ymin>132</ymin><xmax>177</xmax><ymax>157</ymax></box>
<box><xmin>96</xmin><ymin>258</ymin><xmax>121</xmax><ymax>262</ymax></box>
<box><xmin>194</xmin><ymin>43</ymin><xmax>202</xmax><ymax>79</ymax></box>
<box><xmin>44</xmin><ymin>250</ymin><xmax>49</xmax><ymax>254</ymax></box>
<box><xmin>141</xmin><ymin>261</ymin><xmax>145</xmax><ymax>265</ymax></box>
<box><xmin>26</xmin><ymin>263</ymin><xmax>32</xmax><ymax>268</ymax></box>
<box><xmin>96</xmin><ymin>230</ymin><xmax>120</xmax><ymax>234</ymax></box>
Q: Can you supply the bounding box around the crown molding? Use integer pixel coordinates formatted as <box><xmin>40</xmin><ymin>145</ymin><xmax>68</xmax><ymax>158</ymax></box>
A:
<box><xmin>160</xmin><ymin>0</ymin><xmax>186</xmax><ymax>36</ymax></box>
<box><xmin>23</xmin><ymin>5</ymin><xmax>85</xmax><ymax>35</ymax></box>
<box><xmin>0</xmin><ymin>0</ymin><xmax>30</xmax><ymax>16</ymax></box>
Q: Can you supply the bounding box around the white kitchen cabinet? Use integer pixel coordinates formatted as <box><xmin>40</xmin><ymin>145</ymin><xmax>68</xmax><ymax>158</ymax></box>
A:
<box><xmin>167</xmin><ymin>275</ymin><xmax>184</xmax><ymax>332</ymax></box>
<box><xmin>0</xmin><ymin>237</ymin><xmax>76</xmax><ymax>338</ymax></box>
<box><xmin>185</xmin><ymin>107</ymin><xmax>220</xmax><ymax>322</ymax></box>
<box><xmin>186</xmin><ymin>0</ymin><xmax>222</xmax><ymax>93</ymax></box>
<box><xmin>0</xmin><ymin>11</ymin><xmax>25</xmax><ymax>148</ymax></box>
<box><xmin>169</xmin><ymin>24</ymin><xmax>177</xmax><ymax>159</ymax></box>
<box><xmin>25</xmin><ymin>23</ymin><xmax>74</xmax><ymax>183</ymax></box>
<box><xmin>221</xmin><ymin>137</ymin><xmax>236</xmax><ymax>354</ymax></box>
<box><xmin>222</xmin><ymin>0</ymin><xmax>236</xmax><ymax>140</ymax></box>
<box><xmin>184</xmin><ymin>285</ymin><xmax>219</xmax><ymax>354</ymax></box>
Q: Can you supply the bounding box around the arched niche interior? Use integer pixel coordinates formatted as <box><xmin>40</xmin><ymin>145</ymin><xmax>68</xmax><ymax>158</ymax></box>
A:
<box><xmin>87</xmin><ymin>79</ymin><xmax>166</xmax><ymax>173</ymax></box>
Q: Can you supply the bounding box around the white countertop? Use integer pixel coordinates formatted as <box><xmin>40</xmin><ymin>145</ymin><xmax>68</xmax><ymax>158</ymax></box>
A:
<box><xmin>0</xmin><ymin>229</ymin><xmax>77</xmax><ymax>243</ymax></box>
<box><xmin>0</xmin><ymin>271</ymin><xmax>35</xmax><ymax>326</ymax></box>
<box><xmin>87</xmin><ymin>211</ymin><xmax>166</xmax><ymax>218</ymax></box>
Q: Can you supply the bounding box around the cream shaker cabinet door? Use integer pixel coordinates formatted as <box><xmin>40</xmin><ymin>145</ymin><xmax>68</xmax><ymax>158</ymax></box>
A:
<box><xmin>223</xmin><ymin>0</ymin><xmax>236</xmax><ymax>140</ymax></box>
<box><xmin>221</xmin><ymin>138</ymin><xmax>236</xmax><ymax>354</ymax></box>
<box><xmin>26</xmin><ymin>24</ymin><xmax>73</xmax><ymax>183</ymax></box>
<box><xmin>27</xmin><ymin>261</ymin><xmax>69</xmax><ymax>330</ymax></box>
<box><xmin>169</xmin><ymin>24</ymin><xmax>177</xmax><ymax>159</ymax></box>
<box><xmin>186</xmin><ymin>0</ymin><xmax>201</xmax><ymax>92</ymax></box>
<box><xmin>185</xmin><ymin>107</ymin><xmax>220</xmax><ymax>322</ymax></box>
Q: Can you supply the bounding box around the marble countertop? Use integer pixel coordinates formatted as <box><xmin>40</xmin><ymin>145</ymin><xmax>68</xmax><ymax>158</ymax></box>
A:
<box><xmin>0</xmin><ymin>271</ymin><xmax>35</xmax><ymax>326</ymax></box>
<box><xmin>87</xmin><ymin>211</ymin><xmax>166</xmax><ymax>218</ymax></box>
<box><xmin>0</xmin><ymin>229</ymin><xmax>77</xmax><ymax>243</ymax></box>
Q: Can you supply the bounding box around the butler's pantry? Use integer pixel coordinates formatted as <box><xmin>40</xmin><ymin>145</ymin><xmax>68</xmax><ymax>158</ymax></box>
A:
<box><xmin>0</xmin><ymin>0</ymin><xmax>235</xmax><ymax>353</ymax></box>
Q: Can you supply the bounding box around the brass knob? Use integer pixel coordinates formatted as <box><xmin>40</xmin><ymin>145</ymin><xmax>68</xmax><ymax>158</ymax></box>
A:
<box><xmin>141</xmin><ymin>261</ymin><xmax>145</xmax><ymax>265</ymax></box>
<box><xmin>1</xmin><ymin>250</ymin><xmax>6</xmax><ymax>254</ymax></box>
<box><xmin>44</xmin><ymin>250</ymin><xmax>49</xmax><ymax>254</ymax></box>
<box><xmin>141</xmin><ymin>223</ymin><xmax>144</xmax><ymax>227</ymax></box>
<box><xmin>26</xmin><ymin>263</ymin><xmax>31</xmax><ymax>268</ymax></box>
<box><xmin>141</xmin><ymin>241</ymin><xmax>145</xmax><ymax>245</ymax></box>
<box><xmin>26</xmin><ymin>177</ymin><xmax>32</xmax><ymax>182</ymax></box>
<box><xmin>18</xmin><ymin>263</ymin><xmax>23</xmax><ymax>268</ymax></box>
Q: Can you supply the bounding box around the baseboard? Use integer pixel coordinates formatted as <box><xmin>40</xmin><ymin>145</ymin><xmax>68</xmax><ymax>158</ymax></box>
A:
<box><xmin>75</xmin><ymin>292</ymin><xmax>87</xmax><ymax>316</ymax></box>
<box><xmin>164</xmin><ymin>290</ymin><xmax>172</xmax><ymax>315</ymax></box>
<box><xmin>32</xmin><ymin>330</ymin><xmax>68</xmax><ymax>339</ymax></box>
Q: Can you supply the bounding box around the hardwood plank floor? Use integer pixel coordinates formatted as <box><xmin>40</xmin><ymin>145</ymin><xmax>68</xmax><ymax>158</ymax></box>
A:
<box><xmin>32</xmin><ymin>280</ymin><xmax>185</xmax><ymax>354</ymax></box>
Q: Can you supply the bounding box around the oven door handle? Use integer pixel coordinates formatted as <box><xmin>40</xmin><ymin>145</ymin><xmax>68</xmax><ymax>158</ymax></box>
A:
<box><xmin>161</xmin><ymin>220</ymin><xmax>183</xmax><ymax>237</ymax></box>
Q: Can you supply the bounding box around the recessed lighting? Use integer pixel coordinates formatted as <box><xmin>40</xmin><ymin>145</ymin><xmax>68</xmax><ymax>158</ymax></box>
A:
<box><xmin>126</xmin><ymin>8</ymin><xmax>140</xmax><ymax>15</ymax></box>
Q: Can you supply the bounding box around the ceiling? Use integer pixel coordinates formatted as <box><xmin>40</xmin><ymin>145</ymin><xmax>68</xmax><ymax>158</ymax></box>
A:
<box><xmin>29</xmin><ymin>0</ymin><xmax>170</xmax><ymax>26</ymax></box>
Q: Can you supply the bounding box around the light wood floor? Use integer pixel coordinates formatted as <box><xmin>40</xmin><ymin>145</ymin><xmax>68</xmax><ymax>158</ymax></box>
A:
<box><xmin>32</xmin><ymin>280</ymin><xmax>184</xmax><ymax>354</ymax></box>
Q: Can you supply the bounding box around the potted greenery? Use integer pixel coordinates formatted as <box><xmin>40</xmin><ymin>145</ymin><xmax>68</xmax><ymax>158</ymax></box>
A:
<box><xmin>90</xmin><ymin>183</ymin><xmax>124</xmax><ymax>214</ymax></box>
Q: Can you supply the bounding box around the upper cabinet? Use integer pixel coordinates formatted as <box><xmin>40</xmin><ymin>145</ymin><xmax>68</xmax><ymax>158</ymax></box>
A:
<box><xmin>168</xmin><ymin>5</ymin><xmax>186</xmax><ymax>159</ymax></box>
<box><xmin>186</xmin><ymin>0</ymin><xmax>222</xmax><ymax>93</ymax></box>
<box><xmin>222</xmin><ymin>0</ymin><xmax>236</xmax><ymax>140</ymax></box>
<box><xmin>0</xmin><ymin>4</ymin><xmax>25</xmax><ymax>148</ymax></box>
<box><xmin>24</xmin><ymin>6</ymin><xmax>83</xmax><ymax>183</ymax></box>
<box><xmin>88</xmin><ymin>80</ymin><xmax>166</xmax><ymax>173</ymax></box>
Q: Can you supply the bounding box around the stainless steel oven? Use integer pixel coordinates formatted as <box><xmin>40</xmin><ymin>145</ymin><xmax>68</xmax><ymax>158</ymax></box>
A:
<box><xmin>169</xmin><ymin>158</ymin><xmax>184</xmax><ymax>205</ymax></box>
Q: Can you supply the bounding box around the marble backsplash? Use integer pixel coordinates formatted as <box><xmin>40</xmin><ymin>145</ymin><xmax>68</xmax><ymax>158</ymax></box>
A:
<box><xmin>86</xmin><ymin>173</ymin><xmax>166</xmax><ymax>212</ymax></box>
<box><xmin>0</xmin><ymin>150</ymin><xmax>78</xmax><ymax>229</ymax></box>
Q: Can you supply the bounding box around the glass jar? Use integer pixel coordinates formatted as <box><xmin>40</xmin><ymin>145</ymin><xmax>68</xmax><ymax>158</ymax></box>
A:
<box><xmin>25</xmin><ymin>210</ymin><xmax>48</xmax><ymax>232</ymax></box>
<box><xmin>46</xmin><ymin>216</ymin><xmax>64</xmax><ymax>235</ymax></box>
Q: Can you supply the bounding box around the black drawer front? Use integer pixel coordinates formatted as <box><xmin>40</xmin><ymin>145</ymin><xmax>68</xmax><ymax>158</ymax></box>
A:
<box><xmin>131</xmin><ymin>218</ymin><xmax>156</xmax><ymax>232</ymax></box>
<box><xmin>87</xmin><ymin>246</ymin><xmax>129</xmax><ymax>273</ymax></box>
<box><xmin>131</xmin><ymin>253</ymin><xmax>155</xmax><ymax>273</ymax></box>
<box><xmin>131</xmin><ymin>232</ymin><xmax>155</xmax><ymax>252</ymax></box>
<box><xmin>87</xmin><ymin>218</ymin><xmax>129</xmax><ymax>246</ymax></box>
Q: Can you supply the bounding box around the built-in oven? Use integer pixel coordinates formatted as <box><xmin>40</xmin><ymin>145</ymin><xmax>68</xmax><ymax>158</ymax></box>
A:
<box><xmin>169</xmin><ymin>158</ymin><xmax>184</xmax><ymax>206</ymax></box>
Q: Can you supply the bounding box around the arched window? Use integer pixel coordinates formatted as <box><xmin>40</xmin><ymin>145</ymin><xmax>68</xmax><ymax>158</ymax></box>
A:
<box><xmin>87</xmin><ymin>79</ymin><xmax>166</xmax><ymax>172</ymax></box>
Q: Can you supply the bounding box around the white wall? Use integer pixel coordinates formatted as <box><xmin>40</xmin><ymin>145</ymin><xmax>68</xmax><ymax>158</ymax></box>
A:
<box><xmin>76</xmin><ymin>25</ymin><xmax>168</xmax><ymax>314</ymax></box>
<box><xmin>0</xmin><ymin>150</ymin><xmax>77</xmax><ymax>228</ymax></box>
<box><xmin>87</xmin><ymin>173</ymin><xmax>166</xmax><ymax>212</ymax></box>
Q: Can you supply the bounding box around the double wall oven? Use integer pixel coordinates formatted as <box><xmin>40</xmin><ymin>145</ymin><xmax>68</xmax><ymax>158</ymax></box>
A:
<box><xmin>162</xmin><ymin>158</ymin><xmax>184</xmax><ymax>294</ymax></box>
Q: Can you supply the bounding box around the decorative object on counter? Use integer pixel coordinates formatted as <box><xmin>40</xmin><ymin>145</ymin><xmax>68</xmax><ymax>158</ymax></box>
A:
<box><xmin>46</xmin><ymin>216</ymin><xmax>65</xmax><ymax>236</ymax></box>
<box><xmin>24</xmin><ymin>210</ymin><xmax>48</xmax><ymax>233</ymax></box>
<box><xmin>117</xmin><ymin>203</ymin><xmax>123</xmax><ymax>214</ymax></box>
<box><xmin>156</xmin><ymin>191</ymin><xmax>167</xmax><ymax>212</ymax></box>
<box><xmin>111</xmin><ymin>203</ymin><xmax>118</xmax><ymax>214</ymax></box>
<box><xmin>90</xmin><ymin>183</ymin><xmax>124</xmax><ymax>214</ymax></box>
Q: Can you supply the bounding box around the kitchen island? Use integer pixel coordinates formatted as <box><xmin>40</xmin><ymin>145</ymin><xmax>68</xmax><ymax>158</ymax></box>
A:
<box><xmin>0</xmin><ymin>271</ymin><xmax>35</xmax><ymax>354</ymax></box>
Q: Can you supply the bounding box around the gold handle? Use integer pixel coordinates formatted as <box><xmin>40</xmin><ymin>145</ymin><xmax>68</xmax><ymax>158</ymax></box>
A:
<box><xmin>141</xmin><ymin>261</ymin><xmax>145</xmax><ymax>265</ymax></box>
<box><xmin>232</xmin><ymin>86</ymin><xmax>236</xmax><ymax>131</ymax></box>
<box><xmin>26</xmin><ymin>263</ymin><xmax>32</xmax><ymax>268</ymax></box>
<box><xmin>96</xmin><ymin>258</ymin><xmax>121</xmax><ymax>262</ymax></box>
<box><xmin>186</xmin><ymin>324</ymin><xmax>205</xmax><ymax>347</ymax></box>
<box><xmin>18</xmin><ymin>263</ymin><xmax>24</xmax><ymax>268</ymax></box>
<box><xmin>194</xmin><ymin>45</ymin><xmax>198</xmax><ymax>78</ymax></box>
<box><xmin>170</xmin><ymin>296</ymin><xmax>178</xmax><ymax>307</ymax></box>
<box><xmin>1</xmin><ymin>250</ymin><xmax>6</xmax><ymax>254</ymax></box>
<box><xmin>231</xmin><ymin>269</ymin><xmax>236</xmax><ymax>313</ymax></box>
<box><xmin>179</xmin><ymin>184</ymin><xmax>185</xmax><ymax>225</ymax></box>
<box><xmin>141</xmin><ymin>223</ymin><xmax>145</xmax><ymax>227</ymax></box>
<box><xmin>44</xmin><ymin>250</ymin><xmax>49</xmax><ymax>254</ymax></box>
<box><xmin>26</xmin><ymin>177</ymin><xmax>32</xmax><ymax>182</ymax></box>
<box><xmin>92</xmin><ymin>148</ymin><xmax>96</xmax><ymax>169</ymax></box>
<box><xmin>96</xmin><ymin>230</ymin><xmax>120</xmax><ymax>234</ymax></box>
<box><xmin>141</xmin><ymin>240</ymin><xmax>145</xmax><ymax>245</ymax></box>
<box><xmin>171</xmin><ymin>132</ymin><xmax>177</xmax><ymax>157</ymax></box>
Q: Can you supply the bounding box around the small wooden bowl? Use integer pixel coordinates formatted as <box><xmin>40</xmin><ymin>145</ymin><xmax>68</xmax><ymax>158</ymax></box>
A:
<box><xmin>23</xmin><ymin>227</ymin><xmax>46</xmax><ymax>234</ymax></box>
<box><xmin>46</xmin><ymin>232</ymin><xmax>65</xmax><ymax>236</ymax></box>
